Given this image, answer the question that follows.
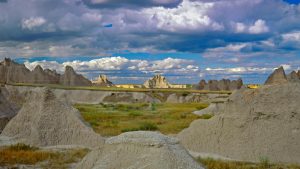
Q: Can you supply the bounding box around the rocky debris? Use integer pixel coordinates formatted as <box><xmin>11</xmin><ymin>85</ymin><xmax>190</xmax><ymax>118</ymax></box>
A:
<box><xmin>0</xmin><ymin>58</ymin><xmax>92</xmax><ymax>86</ymax></box>
<box><xmin>76</xmin><ymin>131</ymin><xmax>204</xmax><ymax>169</ymax></box>
<box><xmin>178</xmin><ymin>83</ymin><xmax>300</xmax><ymax>163</ymax></box>
<box><xmin>1</xmin><ymin>88</ymin><xmax>104</xmax><ymax>147</ymax></box>
<box><xmin>196</xmin><ymin>78</ymin><xmax>243</xmax><ymax>91</ymax></box>
<box><xmin>92</xmin><ymin>74</ymin><xmax>114</xmax><ymax>87</ymax></box>
<box><xmin>143</xmin><ymin>74</ymin><xmax>172</xmax><ymax>88</ymax></box>
<box><xmin>264</xmin><ymin>66</ymin><xmax>288</xmax><ymax>85</ymax></box>
<box><xmin>0</xmin><ymin>87</ymin><xmax>19</xmax><ymax>133</ymax></box>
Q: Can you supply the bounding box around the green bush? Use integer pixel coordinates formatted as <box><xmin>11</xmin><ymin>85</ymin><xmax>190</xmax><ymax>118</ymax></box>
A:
<box><xmin>196</xmin><ymin>104</ymin><xmax>209</xmax><ymax>110</ymax></box>
<box><xmin>199</xmin><ymin>114</ymin><xmax>213</xmax><ymax>119</ymax></box>
<box><xmin>139</xmin><ymin>122</ymin><xmax>158</xmax><ymax>131</ymax></box>
<box><xmin>259</xmin><ymin>157</ymin><xmax>270</xmax><ymax>168</ymax></box>
<box><xmin>121</xmin><ymin>122</ymin><xmax>158</xmax><ymax>133</ymax></box>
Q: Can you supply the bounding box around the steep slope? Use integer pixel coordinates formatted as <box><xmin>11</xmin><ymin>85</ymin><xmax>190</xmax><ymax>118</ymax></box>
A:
<box><xmin>1</xmin><ymin>88</ymin><xmax>103</xmax><ymax>147</ymax></box>
<box><xmin>0</xmin><ymin>87</ymin><xmax>18</xmax><ymax>133</ymax></box>
<box><xmin>60</xmin><ymin>66</ymin><xmax>92</xmax><ymax>86</ymax></box>
<box><xmin>264</xmin><ymin>66</ymin><xmax>288</xmax><ymax>85</ymax></box>
<box><xmin>178</xmin><ymin>83</ymin><xmax>300</xmax><ymax>163</ymax></box>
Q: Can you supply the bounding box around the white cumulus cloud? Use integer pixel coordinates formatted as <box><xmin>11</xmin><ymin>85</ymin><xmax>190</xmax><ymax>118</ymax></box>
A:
<box><xmin>21</xmin><ymin>17</ymin><xmax>47</xmax><ymax>30</ymax></box>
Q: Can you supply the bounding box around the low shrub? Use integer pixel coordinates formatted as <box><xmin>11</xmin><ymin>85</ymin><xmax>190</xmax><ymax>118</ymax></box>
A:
<box><xmin>7</xmin><ymin>143</ymin><xmax>38</xmax><ymax>151</ymax></box>
<box><xmin>138</xmin><ymin>122</ymin><xmax>158</xmax><ymax>131</ymax></box>
<box><xmin>199</xmin><ymin>114</ymin><xmax>213</xmax><ymax>119</ymax></box>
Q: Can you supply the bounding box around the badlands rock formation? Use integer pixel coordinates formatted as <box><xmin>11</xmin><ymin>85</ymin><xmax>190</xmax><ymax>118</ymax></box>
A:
<box><xmin>0</xmin><ymin>58</ymin><xmax>32</xmax><ymax>84</ymax></box>
<box><xmin>265</xmin><ymin>66</ymin><xmax>300</xmax><ymax>84</ymax></box>
<box><xmin>92</xmin><ymin>74</ymin><xmax>114</xmax><ymax>87</ymax></box>
<box><xmin>178</xmin><ymin>83</ymin><xmax>300</xmax><ymax>163</ymax></box>
<box><xmin>287</xmin><ymin>70</ymin><xmax>300</xmax><ymax>82</ymax></box>
<box><xmin>197</xmin><ymin>78</ymin><xmax>243</xmax><ymax>91</ymax></box>
<box><xmin>264</xmin><ymin>66</ymin><xmax>288</xmax><ymax>85</ymax></box>
<box><xmin>0</xmin><ymin>87</ymin><xmax>18</xmax><ymax>133</ymax></box>
<box><xmin>76</xmin><ymin>131</ymin><xmax>203</xmax><ymax>169</ymax></box>
<box><xmin>60</xmin><ymin>66</ymin><xmax>92</xmax><ymax>86</ymax></box>
<box><xmin>31</xmin><ymin>65</ymin><xmax>61</xmax><ymax>84</ymax></box>
<box><xmin>5</xmin><ymin>85</ymin><xmax>229</xmax><ymax>104</ymax></box>
<box><xmin>1</xmin><ymin>88</ymin><xmax>103</xmax><ymax>147</ymax></box>
<box><xmin>143</xmin><ymin>74</ymin><xmax>172</xmax><ymax>88</ymax></box>
<box><xmin>0</xmin><ymin>58</ymin><xmax>92</xmax><ymax>86</ymax></box>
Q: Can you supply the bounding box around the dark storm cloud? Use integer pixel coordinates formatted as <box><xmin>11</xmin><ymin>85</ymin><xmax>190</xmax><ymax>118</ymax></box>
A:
<box><xmin>82</xmin><ymin>0</ymin><xmax>182</xmax><ymax>8</ymax></box>
<box><xmin>0</xmin><ymin>0</ymin><xmax>300</xmax><ymax>63</ymax></box>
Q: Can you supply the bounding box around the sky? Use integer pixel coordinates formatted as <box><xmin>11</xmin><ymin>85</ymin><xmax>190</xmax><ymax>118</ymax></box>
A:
<box><xmin>1</xmin><ymin>0</ymin><xmax>300</xmax><ymax>84</ymax></box>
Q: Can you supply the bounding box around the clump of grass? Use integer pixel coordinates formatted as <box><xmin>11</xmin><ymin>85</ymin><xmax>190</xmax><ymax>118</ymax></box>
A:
<box><xmin>199</xmin><ymin>114</ymin><xmax>213</xmax><ymax>119</ymax></box>
<box><xmin>196</xmin><ymin>104</ymin><xmax>209</xmax><ymax>110</ymax></box>
<box><xmin>138</xmin><ymin>122</ymin><xmax>158</xmax><ymax>131</ymax></box>
<box><xmin>129</xmin><ymin>112</ymin><xmax>142</xmax><ymax>117</ymax></box>
<box><xmin>259</xmin><ymin>157</ymin><xmax>270</xmax><ymax>168</ymax></box>
<box><xmin>0</xmin><ymin>144</ymin><xmax>56</xmax><ymax>165</ymax></box>
<box><xmin>0</xmin><ymin>144</ymin><xmax>89</xmax><ymax>168</ymax></box>
<box><xmin>122</xmin><ymin>122</ymin><xmax>158</xmax><ymax>133</ymax></box>
<box><xmin>7</xmin><ymin>143</ymin><xmax>38</xmax><ymax>151</ymax></box>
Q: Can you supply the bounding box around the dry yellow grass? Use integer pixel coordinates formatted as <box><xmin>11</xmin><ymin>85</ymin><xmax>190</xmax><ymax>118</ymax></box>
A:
<box><xmin>0</xmin><ymin>143</ymin><xmax>89</xmax><ymax>168</ymax></box>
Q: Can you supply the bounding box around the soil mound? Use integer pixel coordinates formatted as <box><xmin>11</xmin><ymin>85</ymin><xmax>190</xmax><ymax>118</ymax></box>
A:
<box><xmin>1</xmin><ymin>88</ymin><xmax>103</xmax><ymax>147</ymax></box>
<box><xmin>178</xmin><ymin>83</ymin><xmax>300</xmax><ymax>163</ymax></box>
<box><xmin>76</xmin><ymin>131</ymin><xmax>204</xmax><ymax>169</ymax></box>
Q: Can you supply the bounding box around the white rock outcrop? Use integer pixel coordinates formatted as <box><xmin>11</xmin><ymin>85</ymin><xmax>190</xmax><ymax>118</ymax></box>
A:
<box><xmin>76</xmin><ymin>131</ymin><xmax>204</xmax><ymax>169</ymax></box>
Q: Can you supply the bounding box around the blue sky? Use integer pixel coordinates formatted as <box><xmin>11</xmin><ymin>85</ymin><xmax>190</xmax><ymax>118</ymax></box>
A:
<box><xmin>1</xmin><ymin>0</ymin><xmax>300</xmax><ymax>84</ymax></box>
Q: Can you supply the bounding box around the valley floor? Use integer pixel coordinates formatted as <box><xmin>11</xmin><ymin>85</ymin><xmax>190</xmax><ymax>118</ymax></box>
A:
<box><xmin>75</xmin><ymin>102</ymin><xmax>210</xmax><ymax>136</ymax></box>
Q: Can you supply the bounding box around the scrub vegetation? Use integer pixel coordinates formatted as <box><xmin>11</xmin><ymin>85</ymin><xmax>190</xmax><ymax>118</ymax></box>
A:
<box><xmin>0</xmin><ymin>143</ymin><xmax>89</xmax><ymax>169</ymax></box>
<box><xmin>75</xmin><ymin>102</ymin><xmax>209</xmax><ymax>136</ymax></box>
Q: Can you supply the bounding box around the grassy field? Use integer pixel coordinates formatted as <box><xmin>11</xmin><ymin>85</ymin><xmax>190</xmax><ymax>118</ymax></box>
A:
<box><xmin>198</xmin><ymin>158</ymin><xmax>300</xmax><ymax>169</ymax></box>
<box><xmin>8</xmin><ymin>82</ymin><xmax>232</xmax><ymax>94</ymax></box>
<box><xmin>75</xmin><ymin>102</ymin><xmax>209</xmax><ymax>136</ymax></box>
<box><xmin>0</xmin><ymin>143</ymin><xmax>89</xmax><ymax>169</ymax></box>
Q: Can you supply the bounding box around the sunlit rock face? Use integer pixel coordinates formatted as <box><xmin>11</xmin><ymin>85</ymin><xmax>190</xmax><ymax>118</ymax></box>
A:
<box><xmin>92</xmin><ymin>74</ymin><xmax>114</xmax><ymax>87</ymax></box>
<box><xmin>143</xmin><ymin>74</ymin><xmax>172</xmax><ymax>88</ymax></box>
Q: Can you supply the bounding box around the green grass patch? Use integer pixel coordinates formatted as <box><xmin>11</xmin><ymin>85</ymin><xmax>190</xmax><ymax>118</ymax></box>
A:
<box><xmin>75</xmin><ymin>102</ymin><xmax>209</xmax><ymax>136</ymax></box>
<box><xmin>198</xmin><ymin>157</ymin><xmax>300</xmax><ymax>169</ymax></box>
<box><xmin>199</xmin><ymin>114</ymin><xmax>214</xmax><ymax>119</ymax></box>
